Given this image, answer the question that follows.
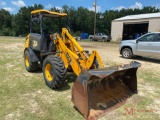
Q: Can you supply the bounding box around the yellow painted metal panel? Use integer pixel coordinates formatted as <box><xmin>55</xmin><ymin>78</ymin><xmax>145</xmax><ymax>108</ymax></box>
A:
<box><xmin>31</xmin><ymin>9</ymin><xmax>67</xmax><ymax>17</ymax></box>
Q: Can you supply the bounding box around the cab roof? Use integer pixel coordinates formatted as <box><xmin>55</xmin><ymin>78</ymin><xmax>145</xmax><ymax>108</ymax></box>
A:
<box><xmin>31</xmin><ymin>9</ymin><xmax>67</xmax><ymax>18</ymax></box>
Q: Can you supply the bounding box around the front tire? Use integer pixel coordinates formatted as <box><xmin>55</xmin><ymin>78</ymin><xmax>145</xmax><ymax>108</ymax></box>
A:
<box><xmin>24</xmin><ymin>50</ymin><xmax>39</xmax><ymax>72</ymax></box>
<box><xmin>91</xmin><ymin>59</ymin><xmax>99</xmax><ymax>69</ymax></box>
<box><xmin>122</xmin><ymin>48</ymin><xmax>133</xmax><ymax>59</ymax></box>
<box><xmin>43</xmin><ymin>55</ymin><xmax>67</xmax><ymax>89</ymax></box>
<box><xmin>87</xmin><ymin>53</ymin><xmax>99</xmax><ymax>69</ymax></box>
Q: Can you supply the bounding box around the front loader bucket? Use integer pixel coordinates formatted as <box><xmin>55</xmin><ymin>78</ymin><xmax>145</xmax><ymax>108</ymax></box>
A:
<box><xmin>71</xmin><ymin>61</ymin><xmax>141</xmax><ymax>120</ymax></box>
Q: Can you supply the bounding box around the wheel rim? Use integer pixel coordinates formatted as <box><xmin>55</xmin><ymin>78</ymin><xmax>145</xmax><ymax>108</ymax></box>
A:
<box><xmin>123</xmin><ymin>50</ymin><xmax>130</xmax><ymax>57</ymax></box>
<box><xmin>25</xmin><ymin>55</ymin><xmax>29</xmax><ymax>67</ymax></box>
<box><xmin>45</xmin><ymin>63</ymin><xmax>53</xmax><ymax>81</ymax></box>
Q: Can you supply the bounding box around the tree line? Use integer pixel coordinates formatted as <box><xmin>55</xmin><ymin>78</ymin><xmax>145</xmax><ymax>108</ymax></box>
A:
<box><xmin>0</xmin><ymin>4</ymin><xmax>159</xmax><ymax>36</ymax></box>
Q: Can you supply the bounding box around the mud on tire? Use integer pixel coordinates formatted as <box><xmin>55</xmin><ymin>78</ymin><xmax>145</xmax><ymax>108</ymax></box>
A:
<box><xmin>43</xmin><ymin>55</ymin><xmax>67</xmax><ymax>89</ymax></box>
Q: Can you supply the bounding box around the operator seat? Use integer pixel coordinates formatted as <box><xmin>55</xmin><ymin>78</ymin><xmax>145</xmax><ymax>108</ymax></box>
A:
<box><xmin>42</xmin><ymin>29</ymin><xmax>56</xmax><ymax>52</ymax></box>
<box><xmin>42</xmin><ymin>29</ymin><xmax>51</xmax><ymax>51</ymax></box>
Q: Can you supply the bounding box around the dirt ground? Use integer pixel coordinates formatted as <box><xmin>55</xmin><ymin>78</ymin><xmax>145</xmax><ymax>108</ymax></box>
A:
<box><xmin>80</xmin><ymin>41</ymin><xmax>160</xmax><ymax>70</ymax></box>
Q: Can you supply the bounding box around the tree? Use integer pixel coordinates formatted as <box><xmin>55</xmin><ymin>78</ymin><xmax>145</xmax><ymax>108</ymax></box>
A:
<box><xmin>12</xmin><ymin>4</ymin><xmax>44</xmax><ymax>36</ymax></box>
<box><xmin>0</xmin><ymin>9</ymin><xmax>12</xmax><ymax>36</ymax></box>
<box><xmin>0</xmin><ymin>5</ymin><xmax>159</xmax><ymax>36</ymax></box>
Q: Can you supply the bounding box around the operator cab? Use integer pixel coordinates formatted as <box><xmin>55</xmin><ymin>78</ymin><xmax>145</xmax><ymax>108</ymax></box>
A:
<box><xmin>29</xmin><ymin>9</ymin><xmax>67</xmax><ymax>53</ymax></box>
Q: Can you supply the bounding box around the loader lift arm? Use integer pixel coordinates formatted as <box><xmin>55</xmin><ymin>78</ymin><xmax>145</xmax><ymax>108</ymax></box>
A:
<box><xmin>54</xmin><ymin>28</ymin><xmax>104</xmax><ymax>75</ymax></box>
<box><xmin>24</xmin><ymin>9</ymin><xmax>141</xmax><ymax>120</ymax></box>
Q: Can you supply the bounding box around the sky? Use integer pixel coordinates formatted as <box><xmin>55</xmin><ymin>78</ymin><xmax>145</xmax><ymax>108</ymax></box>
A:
<box><xmin>0</xmin><ymin>0</ymin><xmax>160</xmax><ymax>14</ymax></box>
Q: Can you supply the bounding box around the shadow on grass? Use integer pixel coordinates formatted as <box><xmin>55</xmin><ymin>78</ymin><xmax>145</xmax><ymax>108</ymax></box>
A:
<box><xmin>34</xmin><ymin>68</ymin><xmax>43</xmax><ymax>73</ymax></box>
<box><xmin>132</xmin><ymin>56</ymin><xmax>160</xmax><ymax>64</ymax></box>
<box><xmin>32</xmin><ymin>68</ymin><xmax>77</xmax><ymax>91</ymax></box>
<box><xmin>119</xmin><ymin>56</ymin><xmax>160</xmax><ymax>64</ymax></box>
<box><xmin>56</xmin><ymin>72</ymin><xmax>77</xmax><ymax>91</ymax></box>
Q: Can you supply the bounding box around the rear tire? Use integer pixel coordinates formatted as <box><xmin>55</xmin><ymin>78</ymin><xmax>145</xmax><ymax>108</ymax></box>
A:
<box><xmin>122</xmin><ymin>48</ymin><xmax>133</xmax><ymax>59</ymax></box>
<box><xmin>24</xmin><ymin>50</ymin><xmax>39</xmax><ymax>72</ymax></box>
<box><xmin>102</xmin><ymin>38</ymin><xmax>106</xmax><ymax>42</ymax></box>
<box><xmin>43</xmin><ymin>55</ymin><xmax>67</xmax><ymax>89</ymax></box>
<box><xmin>87</xmin><ymin>53</ymin><xmax>99</xmax><ymax>69</ymax></box>
<box><xmin>91</xmin><ymin>59</ymin><xmax>99</xmax><ymax>69</ymax></box>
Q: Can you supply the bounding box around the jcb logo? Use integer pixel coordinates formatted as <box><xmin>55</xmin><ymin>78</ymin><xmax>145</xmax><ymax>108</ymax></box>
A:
<box><xmin>33</xmin><ymin>40</ymin><xmax>37</xmax><ymax>47</ymax></box>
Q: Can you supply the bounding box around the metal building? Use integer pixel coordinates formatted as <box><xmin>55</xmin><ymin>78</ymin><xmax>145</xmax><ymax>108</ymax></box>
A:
<box><xmin>111</xmin><ymin>12</ymin><xmax>160</xmax><ymax>41</ymax></box>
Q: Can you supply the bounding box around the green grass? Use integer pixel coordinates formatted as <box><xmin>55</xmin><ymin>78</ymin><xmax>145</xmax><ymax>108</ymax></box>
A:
<box><xmin>0</xmin><ymin>37</ymin><xmax>83</xmax><ymax>120</ymax></box>
<box><xmin>0</xmin><ymin>36</ymin><xmax>160</xmax><ymax>120</ymax></box>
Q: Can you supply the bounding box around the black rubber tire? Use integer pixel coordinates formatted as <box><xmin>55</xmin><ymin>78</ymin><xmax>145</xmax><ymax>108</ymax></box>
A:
<box><xmin>102</xmin><ymin>38</ymin><xmax>106</xmax><ymax>42</ymax></box>
<box><xmin>91</xmin><ymin>59</ymin><xmax>99</xmax><ymax>69</ymax></box>
<box><xmin>122</xmin><ymin>48</ymin><xmax>133</xmax><ymax>59</ymax></box>
<box><xmin>43</xmin><ymin>55</ymin><xmax>67</xmax><ymax>89</ymax></box>
<box><xmin>87</xmin><ymin>53</ymin><xmax>99</xmax><ymax>69</ymax></box>
<box><xmin>24</xmin><ymin>50</ymin><xmax>39</xmax><ymax>72</ymax></box>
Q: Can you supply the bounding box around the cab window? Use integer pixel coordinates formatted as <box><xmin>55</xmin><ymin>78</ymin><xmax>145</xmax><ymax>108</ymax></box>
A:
<box><xmin>155</xmin><ymin>33</ymin><xmax>160</xmax><ymax>41</ymax></box>
<box><xmin>138</xmin><ymin>34</ymin><xmax>156</xmax><ymax>42</ymax></box>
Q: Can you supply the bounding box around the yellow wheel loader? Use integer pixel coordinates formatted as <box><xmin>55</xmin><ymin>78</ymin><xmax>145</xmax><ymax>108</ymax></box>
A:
<box><xmin>24</xmin><ymin>10</ymin><xmax>141</xmax><ymax>120</ymax></box>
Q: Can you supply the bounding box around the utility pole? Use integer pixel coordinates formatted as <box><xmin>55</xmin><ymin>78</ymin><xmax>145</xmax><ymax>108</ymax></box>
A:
<box><xmin>93</xmin><ymin>0</ymin><xmax>96</xmax><ymax>40</ymax></box>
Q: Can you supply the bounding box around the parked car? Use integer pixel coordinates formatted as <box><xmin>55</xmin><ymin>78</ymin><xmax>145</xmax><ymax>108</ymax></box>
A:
<box><xmin>89</xmin><ymin>33</ymin><xmax>111</xmax><ymax>42</ymax></box>
<box><xmin>120</xmin><ymin>32</ymin><xmax>160</xmax><ymax>59</ymax></box>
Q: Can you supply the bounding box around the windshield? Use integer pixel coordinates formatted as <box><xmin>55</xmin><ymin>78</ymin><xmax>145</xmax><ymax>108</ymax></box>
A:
<box><xmin>42</xmin><ymin>17</ymin><xmax>67</xmax><ymax>34</ymax></box>
<box><xmin>31</xmin><ymin>16</ymin><xmax>67</xmax><ymax>34</ymax></box>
